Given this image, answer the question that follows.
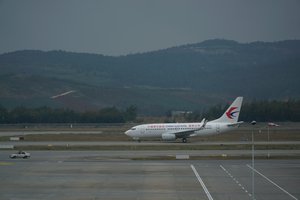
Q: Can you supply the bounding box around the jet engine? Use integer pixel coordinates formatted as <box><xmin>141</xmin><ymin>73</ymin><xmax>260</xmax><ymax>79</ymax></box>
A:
<box><xmin>162</xmin><ymin>133</ymin><xmax>176</xmax><ymax>141</ymax></box>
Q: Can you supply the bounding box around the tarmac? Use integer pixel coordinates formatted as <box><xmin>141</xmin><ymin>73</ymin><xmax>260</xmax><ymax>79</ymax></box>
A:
<box><xmin>0</xmin><ymin>151</ymin><xmax>299</xmax><ymax>200</ymax></box>
<box><xmin>2</xmin><ymin>140</ymin><xmax>300</xmax><ymax>146</ymax></box>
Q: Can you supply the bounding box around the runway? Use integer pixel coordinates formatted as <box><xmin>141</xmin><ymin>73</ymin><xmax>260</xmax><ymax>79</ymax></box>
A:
<box><xmin>2</xmin><ymin>140</ymin><xmax>300</xmax><ymax>146</ymax></box>
<box><xmin>0</xmin><ymin>130</ymin><xmax>103</xmax><ymax>137</ymax></box>
<box><xmin>0</xmin><ymin>151</ymin><xmax>299</xmax><ymax>200</ymax></box>
<box><xmin>2</xmin><ymin>150</ymin><xmax>300</xmax><ymax>160</ymax></box>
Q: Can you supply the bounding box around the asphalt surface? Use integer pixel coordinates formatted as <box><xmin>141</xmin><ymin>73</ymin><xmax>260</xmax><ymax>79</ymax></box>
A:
<box><xmin>0</xmin><ymin>151</ymin><xmax>299</xmax><ymax>200</ymax></box>
<box><xmin>0</xmin><ymin>130</ymin><xmax>103</xmax><ymax>137</ymax></box>
<box><xmin>2</xmin><ymin>150</ymin><xmax>300</xmax><ymax>159</ymax></box>
<box><xmin>2</xmin><ymin>140</ymin><xmax>300</xmax><ymax>146</ymax></box>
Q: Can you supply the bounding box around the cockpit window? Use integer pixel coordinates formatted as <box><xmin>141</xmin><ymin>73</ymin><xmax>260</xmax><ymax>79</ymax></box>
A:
<box><xmin>131</xmin><ymin>128</ymin><xmax>136</xmax><ymax>130</ymax></box>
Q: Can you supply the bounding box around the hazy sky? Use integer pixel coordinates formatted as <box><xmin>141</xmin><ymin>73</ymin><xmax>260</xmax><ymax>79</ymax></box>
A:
<box><xmin>1</xmin><ymin>0</ymin><xmax>300</xmax><ymax>55</ymax></box>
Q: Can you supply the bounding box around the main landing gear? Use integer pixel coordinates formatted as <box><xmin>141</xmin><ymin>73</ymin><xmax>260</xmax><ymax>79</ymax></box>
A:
<box><xmin>182</xmin><ymin>138</ymin><xmax>187</xmax><ymax>143</ymax></box>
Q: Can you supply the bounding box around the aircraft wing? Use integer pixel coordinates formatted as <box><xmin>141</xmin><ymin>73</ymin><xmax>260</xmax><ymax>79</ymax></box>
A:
<box><xmin>168</xmin><ymin>119</ymin><xmax>207</xmax><ymax>138</ymax></box>
<box><xmin>172</xmin><ymin>129</ymin><xmax>200</xmax><ymax>138</ymax></box>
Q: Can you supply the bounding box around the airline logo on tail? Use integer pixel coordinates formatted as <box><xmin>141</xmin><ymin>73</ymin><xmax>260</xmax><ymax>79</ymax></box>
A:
<box><xmin>226</xmin><ymin>107</ymin><xmax>239</xmax><ymax>119</ymax></box>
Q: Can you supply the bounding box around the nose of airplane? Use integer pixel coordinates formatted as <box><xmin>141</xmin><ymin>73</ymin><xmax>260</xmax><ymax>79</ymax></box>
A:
<box><xmin>125</xmin><ymin>130</ymin><xmax>131</xmax><ymax>136</ymax></box>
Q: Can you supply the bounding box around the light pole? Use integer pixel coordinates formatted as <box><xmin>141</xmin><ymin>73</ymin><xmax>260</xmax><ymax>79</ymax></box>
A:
<box><xmin>251</xmin><ymin>120</ymin><xmax>257</xmax><ymax>200</ymax></box>
<box><xmin>267</xmin><ymin>124</ymin><xmax>270</xmax><ymax>158</ymax></box>
<box><xmin>267</xmin><ymin>122</ymin><xmax>279</xmax><ymax>158</ymax></box>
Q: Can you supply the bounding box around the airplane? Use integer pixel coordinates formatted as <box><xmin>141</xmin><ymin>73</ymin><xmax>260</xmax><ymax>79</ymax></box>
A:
<box><xmin>125</xmin><ymin>97</ymin><xmax>243</xmax><ymax>143</ymax></box>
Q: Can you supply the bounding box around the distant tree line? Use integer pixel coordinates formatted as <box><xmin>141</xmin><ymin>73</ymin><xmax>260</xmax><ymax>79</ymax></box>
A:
<box><xmin>0</xmin><ymin>105</ymin><xmax>137</xmax><ymax>124</ymax></box>
<box><xmin>1</xmin><ymin>100</ymin><xmax>300</xmax><ymax>123</ymax></box>
<box><xmin>185</xmin><ymin>99</ymin><xmax>300</xmax><ymax>122</ymax></box>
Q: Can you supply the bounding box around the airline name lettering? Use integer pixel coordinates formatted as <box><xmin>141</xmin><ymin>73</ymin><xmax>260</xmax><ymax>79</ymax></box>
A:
<box><xmin>147</xmin><ymin>124</ymin><xmax>201</xmax><ymax>129</ymax></box>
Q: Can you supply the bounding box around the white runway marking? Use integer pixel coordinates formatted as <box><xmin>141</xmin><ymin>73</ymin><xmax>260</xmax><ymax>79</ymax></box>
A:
<box><xmin>190</xmin><ymin>164</ymin><xmax>213</xmax><ymax>200</ymax></box>
<box><xmin>247</xmin><ymin>164</ymin><xmax>298</xmax><ymax>200</ymax></box>
<box><xmin>220</xmin><ymin>165</ymin><xmax>254</xmax><ymax>199</ymax></box>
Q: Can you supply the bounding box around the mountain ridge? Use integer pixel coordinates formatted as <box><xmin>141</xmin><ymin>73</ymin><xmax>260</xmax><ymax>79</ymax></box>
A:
<box><xmin>0</xmin><ymin>39</ymin><xmax>299</xmax><ymax>115</ymax></box>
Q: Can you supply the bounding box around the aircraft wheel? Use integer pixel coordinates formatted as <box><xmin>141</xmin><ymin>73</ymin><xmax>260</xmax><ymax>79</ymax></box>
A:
<box><xmin>182</xmin><ymin>138</ymin><xmax>187</xmax><ymax>143</ymax></box>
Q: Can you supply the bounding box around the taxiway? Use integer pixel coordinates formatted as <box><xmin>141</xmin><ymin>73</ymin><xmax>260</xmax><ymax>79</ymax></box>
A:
<box><xmin>0</xmin><ymin>151</ymin><xmax>299</xmax><ymax>200</ymax></box>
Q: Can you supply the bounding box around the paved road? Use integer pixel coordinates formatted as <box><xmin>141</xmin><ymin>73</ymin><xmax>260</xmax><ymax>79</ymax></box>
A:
<box><xmin>0</xmin><ymin>151</ymin><xmax>299</xmax><ymax>200</ymax></box>
<box><xmin>2</xmin><ymin>150</ymin><xmax>300</xmax><ymax>159</ymax></box>
<box><xmin>0</xmin><ymin>130</ymin><xmax>103</xmax><ymax>136</ymax></box>
<box><xmin>2</xmin><ymin>140</ymin><xmax>300</xmax><ymax>146</ymax></box>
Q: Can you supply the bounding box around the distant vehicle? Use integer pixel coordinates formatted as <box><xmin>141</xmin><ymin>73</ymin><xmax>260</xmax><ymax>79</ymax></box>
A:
<box><xmin>125</xmin><ymin>97</ymin><xmax>243</xmax><ymax>143</ymax></box>
<box><xmin>10</xmin><ymin>151</ymin><xmax>31</xmax><ymax>159</ymax></box>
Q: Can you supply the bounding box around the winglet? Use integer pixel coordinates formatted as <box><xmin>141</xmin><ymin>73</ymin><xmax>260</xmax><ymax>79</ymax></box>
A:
<box><xmin>201</xmin><ymin>118</ymin><xmax>207</xmax><ymax>128</ymax></box>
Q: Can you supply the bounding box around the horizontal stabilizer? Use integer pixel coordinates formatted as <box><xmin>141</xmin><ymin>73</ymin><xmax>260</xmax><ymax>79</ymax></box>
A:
<box><xmin>227</xmin><ymin>121</ymin><xmax>244</xmax><ymax>127</ymax></box>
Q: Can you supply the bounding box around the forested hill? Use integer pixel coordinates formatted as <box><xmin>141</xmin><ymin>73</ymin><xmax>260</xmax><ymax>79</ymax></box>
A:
<box><xmin>0</xmin><ymin>39</ymin><xmax>300</xmax><ymax>115</ymax></box>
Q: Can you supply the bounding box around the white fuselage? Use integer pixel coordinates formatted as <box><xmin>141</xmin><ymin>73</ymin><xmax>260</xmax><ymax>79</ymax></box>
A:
<box><xmin>125</xmin><ymin>97</ymin><xmax>243</xmax><ymax>142</ymax></box>
<box><xmin>125</xmin><ymin>121</ymin><xmax>235</xmax><ymax>141</ymax></box>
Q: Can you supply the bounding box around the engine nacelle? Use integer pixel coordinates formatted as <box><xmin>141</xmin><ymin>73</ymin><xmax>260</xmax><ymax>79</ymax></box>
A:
<box><xmin>162</xmin><ymin>133</ymin><xmax>176</xmax><ymax>141</ymax></box>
